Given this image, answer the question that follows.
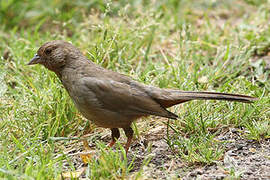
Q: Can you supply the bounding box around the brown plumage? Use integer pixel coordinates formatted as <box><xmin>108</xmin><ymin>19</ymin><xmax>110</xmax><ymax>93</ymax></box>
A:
<box><xmin>28</xmin><ymin>40</ymin><xmax>258</xmax><ymax>153</ymax></box>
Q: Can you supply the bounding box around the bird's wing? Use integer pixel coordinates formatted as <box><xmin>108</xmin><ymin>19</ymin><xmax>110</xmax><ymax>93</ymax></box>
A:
<box><xmin>81</xmin><ymin>77</ymin><xmax>178</xmax><ymax>119</ymax></box>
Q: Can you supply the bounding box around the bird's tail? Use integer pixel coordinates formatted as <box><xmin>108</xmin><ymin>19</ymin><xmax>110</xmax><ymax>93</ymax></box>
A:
<box><xmin>150</xmin><ymin>89</ymin><xmax>258</xmax><ymax>108</ymax></box>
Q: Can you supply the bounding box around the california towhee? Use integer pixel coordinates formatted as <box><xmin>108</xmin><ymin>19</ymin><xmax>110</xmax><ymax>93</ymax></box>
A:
<box><xmin>28</xmin><ymin>40</ymin><xmax>257</xmax><ymax>153</ymax></box>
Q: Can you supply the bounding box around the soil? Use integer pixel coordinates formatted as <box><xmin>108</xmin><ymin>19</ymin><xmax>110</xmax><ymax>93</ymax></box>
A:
<box><xmin>59</xmin><ymin>122</ymin><xmax>270</xmax><ymax>179</ymax></box>
<box><xmin>127</xmin><ymin>126</ymin><xmax>270</xmax><ymax>179</ymax></box>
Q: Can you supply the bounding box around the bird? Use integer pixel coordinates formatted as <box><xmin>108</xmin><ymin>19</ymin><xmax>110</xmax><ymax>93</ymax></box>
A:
<box><xmin>27</xmin><ymin>40</ymin><xmax>258</xmax><ymax>153</ymax></box>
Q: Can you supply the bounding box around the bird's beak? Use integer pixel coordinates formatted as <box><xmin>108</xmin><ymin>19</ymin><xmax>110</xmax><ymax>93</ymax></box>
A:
<box><xmin>27</xmin><ymin>54</ymin><xmax>42</xmax><ymax>65</ymax></box>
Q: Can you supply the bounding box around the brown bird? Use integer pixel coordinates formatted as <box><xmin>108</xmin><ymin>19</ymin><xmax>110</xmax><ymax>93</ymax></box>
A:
<box><xmin>28</xmin><ymin>40</ymin><xmax>257</xmax><ymax>153</ymax></box>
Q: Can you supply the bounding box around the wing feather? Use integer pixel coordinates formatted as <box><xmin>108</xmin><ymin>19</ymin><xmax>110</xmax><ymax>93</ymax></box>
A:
<box><xmin>81</xmin><ymin>77</ymin><xmax>178</xmax><ymax>119</ymax></box>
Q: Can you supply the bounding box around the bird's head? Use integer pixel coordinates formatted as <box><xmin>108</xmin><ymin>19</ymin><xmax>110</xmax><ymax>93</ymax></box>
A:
<box><xmin>28</xmin><ymin>40</ymin><xmax>79</xmax><ymax>72</ymax></box>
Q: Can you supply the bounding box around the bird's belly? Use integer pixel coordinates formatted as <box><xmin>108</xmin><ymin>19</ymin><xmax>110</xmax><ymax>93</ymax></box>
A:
<box><xmin>78</xmin><ymin>106</ymin><xmax>135</xmax><ymax>128</ymax></box>
<box><xmin>70</xmin><ymin>97</ymin><xmax>133</xmax><ymax>128</ymax></box>
<box><xmin>66</xmin><ymin>84</ymin><xmax>138</xmax><ymax>128</ymax></box>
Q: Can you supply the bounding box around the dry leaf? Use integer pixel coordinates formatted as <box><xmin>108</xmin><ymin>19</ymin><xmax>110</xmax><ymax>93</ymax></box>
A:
<box><xmin>61</xmin><ymin>167</ymin><xmax>86</xmax><ymax>179</ymax></box>
<box><xmin>80</xmin><ymin>152</ymin><xmax>93</xmax><ymax>164</ymax></box>
<box><xmin>249</xmin><ymin>148</ymin><xmax>256</xmax><ymax>153</ymax></box>
<box><xmin>198</xmin><ymin>76</ymin><xmax>208</xmax><ymax>83</ymax></box>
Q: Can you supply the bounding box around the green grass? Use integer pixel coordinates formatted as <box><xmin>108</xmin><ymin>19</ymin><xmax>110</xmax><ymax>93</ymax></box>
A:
<box><xmin>0</xmin><ymin>0</ymin><xmax>269</xmax><ymax>179</ymax></box>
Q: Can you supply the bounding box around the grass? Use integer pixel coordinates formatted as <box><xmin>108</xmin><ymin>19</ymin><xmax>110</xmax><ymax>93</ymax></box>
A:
<box><xmin>0</xmin><ymin>0</ymin><xmax>269</xmax><ymax>179</ymax></box>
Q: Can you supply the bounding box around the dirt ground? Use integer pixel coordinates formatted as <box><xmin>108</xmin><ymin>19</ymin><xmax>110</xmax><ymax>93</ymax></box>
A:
<box><xmin>129</xmin><ymin>127</ymin><xmax>270</xmax><ymax>179</ymax></box>
<box><xmin>60</xmin><ymin>121</ymin><xmax>270</xmax><ymax>179</ymax></box>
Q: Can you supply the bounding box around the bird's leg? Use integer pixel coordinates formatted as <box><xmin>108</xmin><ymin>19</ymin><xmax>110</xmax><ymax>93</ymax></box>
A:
<box><xmin>123</xmin><ymin>127</ymin><xmax>133</xmax><ymax>154</ymax></box>
<box><xmin>108</xmin><ymin>128</ymin><xmax>120</xmax><ymax>148</ymax></box>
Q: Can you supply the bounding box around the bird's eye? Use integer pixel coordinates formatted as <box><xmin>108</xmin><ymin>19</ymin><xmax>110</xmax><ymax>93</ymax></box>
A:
<box><xmin>45</xmin><ymin>48</ymin><xmax>52</xmax><ymax>55</ymax></box>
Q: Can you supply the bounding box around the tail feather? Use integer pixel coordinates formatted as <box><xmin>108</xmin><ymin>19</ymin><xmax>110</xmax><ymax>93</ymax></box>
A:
<box><xmin>173</xmin><ymin>91</ymin><xmax>258</xmax><ymax>102</ymax></box>
<box><xmin>152</xmin><ymin>90</ymin><xmax>258</xmax><ymax>108</ymax></box>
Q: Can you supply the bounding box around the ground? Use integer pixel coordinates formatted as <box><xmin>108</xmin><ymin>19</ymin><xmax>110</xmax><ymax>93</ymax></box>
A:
<box><xmin>57</xmin><ymin>118</ymin><xmax>270</xmax><ymax>179</ymax></box>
